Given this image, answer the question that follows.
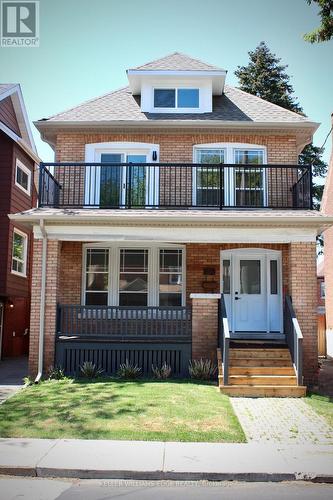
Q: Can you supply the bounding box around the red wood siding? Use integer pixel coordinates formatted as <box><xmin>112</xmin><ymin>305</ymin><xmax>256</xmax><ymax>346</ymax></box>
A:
<box><xmin>0</xmin><ymin>96</ymin><xmax>20</xmax><ymax>136</ymax></box>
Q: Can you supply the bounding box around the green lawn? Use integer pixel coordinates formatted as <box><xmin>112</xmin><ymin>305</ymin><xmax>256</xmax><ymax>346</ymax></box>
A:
<box><xmin>0</xmin><ymin>379</ymin><xmax>245</xmax><ymax>442</ymax></box>
<box><xmin>306</xmin><ymin>393</ymin><xmax>333</xmax><ymax>428</ymax></box>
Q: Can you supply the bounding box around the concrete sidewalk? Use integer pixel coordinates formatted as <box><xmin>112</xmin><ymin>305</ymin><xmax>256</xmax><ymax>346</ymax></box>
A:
<box><xmin>0</xmin><ymin>438</ymin><xmax>333</xmax><ymax>482</ymax></box>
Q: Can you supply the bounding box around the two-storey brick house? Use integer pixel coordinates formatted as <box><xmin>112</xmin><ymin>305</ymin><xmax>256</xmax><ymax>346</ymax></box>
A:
<box><xmin>0</xmin><ymin>84</ymin><xmax>38</xmax><ymax>360</ymax></box>
<box><xmin>11</xmin><ymin>53</ymin><xmax>333</xmax><ymax>394</ymax></box>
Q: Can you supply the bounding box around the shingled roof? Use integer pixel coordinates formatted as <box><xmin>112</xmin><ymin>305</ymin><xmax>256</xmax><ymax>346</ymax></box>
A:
<box><xmin>128</xmin><ymin>52</ymin><xmax>226</xmax><ymax>72</ymax></box>
<box><xmin>40</xmin><ymin>85</ymin><xmax>312</xmax><ymax>125</ymax></box>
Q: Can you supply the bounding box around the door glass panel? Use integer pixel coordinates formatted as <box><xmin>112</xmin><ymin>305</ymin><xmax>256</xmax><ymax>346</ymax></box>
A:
<box><xmin>100</xmin><ymin>153</ymin><xmax>123</xmax><ymax>207</ymax></box>
<box><xmin>196</xmin><ymin>149</ymin><xmax>224</xmax><ymax>207</ymax></box>
<box><xmin>270</xmin><ymin>260</ymin><xmax>278</xmax><ymax>295</ymax></box>
<box><xmin>126</xmin><ymin>155</ymin><xmax>146</xmax><ymax>207</ymax></box>
<box><xmin>222</xmin><ymin>259</ymin><xmax>230</xmax><ymax>294</ymax></box>
<box><xmin>240</xmin><ymin>259</ymin><xmax>261</xmax><ymax>294</ymax></box>
<box><xmin>234</xmin><ymin>149</ymin><xmax>264</xmax><ymax>207</ymax></box>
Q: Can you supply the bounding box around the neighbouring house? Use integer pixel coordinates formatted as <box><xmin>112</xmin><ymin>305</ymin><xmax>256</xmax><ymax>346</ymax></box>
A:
<box><xmin>10</xmin><ymin>53</ymin><xmax>333</xmax><ymax>395</ymax></box>
<box><xmin>0</xmin><ymin>84</ymin><xmax>39</xmax><ymax>360</ymax></box>
<box><xmin>317</xmin><ymin>260</ymin><xmax>326</xmax><ymax>357</ymax></box>
<box><xmin>321</xmin><ymin>112</ymin><xmax>333</xmax><ymax>357</ymax></box>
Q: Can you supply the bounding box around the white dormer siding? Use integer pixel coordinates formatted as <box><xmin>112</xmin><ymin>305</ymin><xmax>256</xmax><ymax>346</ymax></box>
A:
<box><xmin>127</xmin><ymin>67</ymin><xmax>226</xmax><ymax>114</ymax></box>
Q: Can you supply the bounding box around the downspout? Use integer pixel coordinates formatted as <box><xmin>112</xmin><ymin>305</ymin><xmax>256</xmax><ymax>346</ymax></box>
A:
<box><xmin>35</xmin><ymin>219</ymin><xmax>47</xmax><ymax>383</ymax></box>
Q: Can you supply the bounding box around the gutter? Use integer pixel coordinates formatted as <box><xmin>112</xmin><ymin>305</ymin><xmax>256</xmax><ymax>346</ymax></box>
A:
<box><xmin>35</xmin><ymin>219</ymin><xmax>47</xmax><ymax>383</ymax></box>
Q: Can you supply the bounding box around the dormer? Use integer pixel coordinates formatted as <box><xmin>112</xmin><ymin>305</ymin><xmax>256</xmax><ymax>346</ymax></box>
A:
<box><xmin>127</xmin><ymin>52</ymin><xmax>227</xmax><ymax>114</ymax></box>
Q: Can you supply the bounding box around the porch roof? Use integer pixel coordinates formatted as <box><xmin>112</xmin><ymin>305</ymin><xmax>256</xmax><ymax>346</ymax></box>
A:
<box><xmin>9</xmin><ymin>207</ymin><xmax>333</xmax><ymax>233</ymax></box>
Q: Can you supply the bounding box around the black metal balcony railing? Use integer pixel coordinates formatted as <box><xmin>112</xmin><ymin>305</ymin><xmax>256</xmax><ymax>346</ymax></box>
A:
<box><xmin>39</xmin><ymin>162</ymin><xmax>313</xmax><ymax>210</ymax></box>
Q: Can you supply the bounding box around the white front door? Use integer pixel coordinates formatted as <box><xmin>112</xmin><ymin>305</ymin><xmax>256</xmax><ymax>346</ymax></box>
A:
<box><xmin>234</xmin><ymin>255</ymin><xmax>267</xmax><ymax>332</ymax></box>
<box><xmin>221</xmin><ymin>249</ymin><xmax>283</xmax><ymax>334</ymax></box>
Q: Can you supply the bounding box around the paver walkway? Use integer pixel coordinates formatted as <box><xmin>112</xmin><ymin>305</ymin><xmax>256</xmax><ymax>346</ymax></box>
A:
<box><xmin>0</xmin><ymin>357</ymin><xmax>27</xmax><ymax>404</ymax></box>
<box><xmin>231</xmin><ymin>397</ymin><xmax>333</xmax><ymax>445</ymax></box>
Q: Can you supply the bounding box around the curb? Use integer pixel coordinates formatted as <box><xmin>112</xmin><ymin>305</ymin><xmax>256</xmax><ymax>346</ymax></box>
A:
<box><xmin>1</xmin><ymin>467</ymin><xmax>333</xmax><ymax>482</ymax></box>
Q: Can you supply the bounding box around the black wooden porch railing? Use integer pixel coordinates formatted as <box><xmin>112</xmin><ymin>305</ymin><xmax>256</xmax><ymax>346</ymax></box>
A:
<box><xmin>284</xmin><ymin>295</ymin><xmax>303</xmax><ymax>385</ymax></box>
<box><xmin>39</xmin><ymin>162</ymin><xmax>313</xmax><ymax>210</ymax></box>
<box><xmin>218</xmin><ymin>294</ymin><xmax>230</xmax><ymax>385</ymax></box>
<box><xmin>56</xmin><ymin>304</ymin><xmax>192</xmax><ymax>341</ymax></box>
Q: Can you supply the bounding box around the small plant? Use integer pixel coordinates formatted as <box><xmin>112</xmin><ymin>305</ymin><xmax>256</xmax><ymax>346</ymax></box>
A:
<box><xmin>47</xmin><ymin>365</ymin><xmax>66</xmax><ymax>380</ymax></box>
<box><xmin>117</xmin><ymin>360</ymin><xmax>141</xmax><ymax>379</ymax></box>
<box><xmin>23</xmin><ymin>376</ymin><xmax>33</xmax><ymax>386</ymax></box>
<box><xmin>79</xmin><ymin>361</ymin><xmax>104</xmax><ymax>379</ymax></box>
<box><xmin>152</xmin><ymin>362</ymin><xmax>172</xmax><ymax>380</ymax></box>
<box><xmin>188</xmin><ymin>359</ymin><xmax>217</xmax><ymax>380</ymax></box>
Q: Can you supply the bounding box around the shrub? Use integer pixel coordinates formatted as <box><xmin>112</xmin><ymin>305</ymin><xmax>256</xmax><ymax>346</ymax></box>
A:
<box><xmin>151</xmin><ymin>362</ymin><xmax>172</xmax><ymax>380</ymax></box>
<box><xmin>23</xmin><ymin>376</ymin><xmax>33</xmax><ymax>386</ymax></box>
<box><xmin>79</xmin><ymin>361</ymin><xmax>104</xmax><ymax>379</ymax></box>
<box><xmin>117</xmin><ymin>360</ymin><xmax>141</xmax><ymax>379</ymax></box>
<box><xmin>188</xmin><ymin>359</ymin><xmax>217</xmax><ymax>380</ymax></box>
<box><xmin>47</xmin><ymin>365</ymin><xmax>66</xmax><ymax>380</ymax></box>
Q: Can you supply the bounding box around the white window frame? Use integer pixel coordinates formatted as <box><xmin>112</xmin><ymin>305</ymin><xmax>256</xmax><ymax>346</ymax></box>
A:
<box><xmin>320</xmin><ymin>281</ymin><xmax>325</xmax><ymax>300</ymax></box>
<box><xmin>153</xmin><ymin>87</ymin><xmax>200</xmax><ymax>111</ymax></box>
<box><xmin>11</xmin><ymin>228</ymin><xmax>28</xmax><ymax>277</ymax></box>
<box><xmin>82</xmin><ymin>243</ymin><xmax>186</xmax><ymax>307</ymax></box>
<box><xmin>15</xmin><ymin>159</ymin><xmax>31</xmax><ymax>196</ymax></box>
<box><xmin>193</xmin><ymin>143</ymin><xmax>267</xmax><ymax>207</ymax></box>
<box><xmin>84</xmin><ymin>142</ymin><xmax>160</xmax><ymax>207</ymax></box>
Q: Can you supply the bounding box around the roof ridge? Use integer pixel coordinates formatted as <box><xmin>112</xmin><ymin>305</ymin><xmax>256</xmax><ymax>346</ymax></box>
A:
<box><xmin>129</xmin><ymin>51</ymin><xmax>224</xmax><ymax>71</ymax></box>
<box><xmin>42</xmin><ymin>85</ymin><xmax>130</xmax><ymax>121</ymax></box>
<box><xmin>225</xmin><ymin>84</ymin><xmax>308</xmax><ymax>120</ymax></box>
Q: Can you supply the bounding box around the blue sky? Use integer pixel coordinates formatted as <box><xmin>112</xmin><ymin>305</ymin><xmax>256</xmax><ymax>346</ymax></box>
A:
<box><xmin>0</xmin><ymin>0</ymin><xmax>332</xmax><ymax>162</ymax></box>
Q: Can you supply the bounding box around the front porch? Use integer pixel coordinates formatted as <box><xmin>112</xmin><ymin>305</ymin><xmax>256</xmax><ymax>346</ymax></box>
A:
<box><xmin>26</xmin><ymin>235</ymin><xmax>318</xmax><ymax>391</ymax></box>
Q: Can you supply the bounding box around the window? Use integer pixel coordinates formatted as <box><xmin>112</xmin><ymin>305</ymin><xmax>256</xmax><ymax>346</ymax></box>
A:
<box><xmin>83</xmin><ymin>246</ymin><xmax>184</xmax><ymax>307</ymax></box>
<box><xmin>119</xmin><ymin>249</ymin><xmax>148</xmax><ymax>306</ymax></box>
<box><xmin>15</xmin><ymin>160</ymin><xmax>31</xmax><ymax>195</ymax></box>
<box><xmin>85</xmin><ymin>249</ymin><xmax>109</xmax><ymax>305</ymax></box>
<box><xmin>270</xmin><ymin>260</ymin><xmax>278</xmax><ymax>295</ymax></box>
<box><xmin>11</xmin><ymin>229</ymin><xmax>27</xmax><ymax>276</ymax></box>
<box><xmin>320</xmin><ymin>281</ymin><xmax>325</xmax><ymax>299</ymax></box>
<box><xmin>159</xmin><ymin>249</ymin><xmax>183</xmax><ymax>306</ymax></box>
<box><xmin>222</xmin><ymin>259</ymin><xmax>230</xmax><ymax>294</ymax></box>
<box><xmin>234</xmin><ymin>149</ymin><xmax>264</xmax><ymax>207</ymax></box>
<box><xmin>154</xmin><ymin>88</ymin><xmax>199</xmax><ymax>109</ymax></box>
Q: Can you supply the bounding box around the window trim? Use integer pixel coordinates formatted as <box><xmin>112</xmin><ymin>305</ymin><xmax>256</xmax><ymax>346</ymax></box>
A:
<box><xmin>82</xmin><ymin>243</ymin><xmax>186</xmax><ymax>307</ymax></box>
<box><xmin>15</xmin><ymin>159</ymin><xmax>31</xmax><ymax>196</ymax></box>
<box><xmin>320</xmin><ymin>281</ymin><xmax>325</xmax><ymax>300</ymax></box>
<box><xmin>11</xmin><ymin>228</ymin><xmax>28</xmax><ymax>277</ymax></box>
<box><xmin>153</xmin><ymin>86</ymin><xmax>200</xmax><ymax>111</ymax></box>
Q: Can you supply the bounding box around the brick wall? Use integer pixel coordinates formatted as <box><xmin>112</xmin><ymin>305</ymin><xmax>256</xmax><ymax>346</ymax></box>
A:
<box><xmin>29</xmin><ymin>239</ymin><xmax>60</xmax><ymax>376</ymax></box>
<box><xmin>191</xmin><ymin>296</ymin><xmax>219</xmax><ymax>361</ymax></box>
<box><xmin>59</xmin><ymin>242</ymin><xmax>82</xmax><ymax>304</ymax></box>
<box><xmin>289</xmin><ymin>242</ymin><xmax>318</xmax><ymax>386</ymax></box>
<box><xmin>53</xmin><ymin>131</ymin><xmax>299</xmax><ymax>208</ymax></box>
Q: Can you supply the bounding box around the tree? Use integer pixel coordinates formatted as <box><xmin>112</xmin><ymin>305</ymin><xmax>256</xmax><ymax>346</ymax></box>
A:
<box><xmin>235</xmin><ymin>42</ymin><xmax>303</xmax><ymax>113</ymax></box>
<box><xmin>304</xmin><ymin>0</ymin><xmax>333</xmax><ymax>43</ymax></box>
<box><xmin>235</xmin><ymin>42</ymin><xmax>327</xmax><ymax>206</ymax></box>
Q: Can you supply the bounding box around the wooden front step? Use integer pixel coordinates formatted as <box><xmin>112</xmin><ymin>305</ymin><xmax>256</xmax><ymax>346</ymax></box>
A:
<box><xmin>228</xmin><ymin>366</ymin><xmax>295</xmax><ymax>376</ymax></box>
<box><xmin>229</xmin><ymin>349</ymin><xmax>291</xmax><ymax>360</ymax></box>
<box><xmin>229</xmin><ymin>358</ymin><xmax>293</xmax><ymax>367</ymax></box>
<box><xmin>219</xmin><ymin>385</ymin><xmax>306</xmax><ymax>397</ymax></box>
<box><xmin>222</xmin><ymin>375</ymin><xmax>297</xmax><ymax>386</ymax></box>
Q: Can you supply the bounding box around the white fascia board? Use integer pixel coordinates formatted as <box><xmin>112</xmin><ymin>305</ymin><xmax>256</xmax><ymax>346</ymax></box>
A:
<box><xmin>33</xmin><ymin>120</ymin><xmax>320</xmax><ymax>131</ymax></box>
<box><xmin>127</xmin><ymin>70</ymin><xmax>226</xmax><ymax>95</ymax></box>
<box><xmin>32</xmin><ymin>224</ymin><xmax>318</xmax><ymax>243</ymax></box>
<box><xmin>1</xmin><ymin>84</ymin><xmax>37</xmax><ymax>153</ymax></box>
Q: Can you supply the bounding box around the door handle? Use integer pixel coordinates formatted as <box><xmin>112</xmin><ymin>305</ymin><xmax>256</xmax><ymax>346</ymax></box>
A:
<box><xmin>235</xmin><ymin>297</ymin><xmax>241</xmax><ymax>300</ymax></box>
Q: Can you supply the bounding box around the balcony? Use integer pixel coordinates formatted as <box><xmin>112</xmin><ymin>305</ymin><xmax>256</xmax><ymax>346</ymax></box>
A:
<box><xmin>39</xmin><ymin>162</ymin><xmax>313</xmax><ymax>210</ymax></box>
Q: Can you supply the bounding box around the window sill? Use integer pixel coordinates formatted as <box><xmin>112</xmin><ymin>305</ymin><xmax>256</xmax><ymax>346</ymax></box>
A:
<box><xmin>11</xmin><ymin>270</ymin><xmax>27</xmax><ymax>278</ymax></box>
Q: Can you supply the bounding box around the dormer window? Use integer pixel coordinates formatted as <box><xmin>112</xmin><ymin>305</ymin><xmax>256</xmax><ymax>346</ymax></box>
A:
<box><xmin>153</xmin><ymin>88</ymin><xmax>199</xmax><ymax>110</ymax></box>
